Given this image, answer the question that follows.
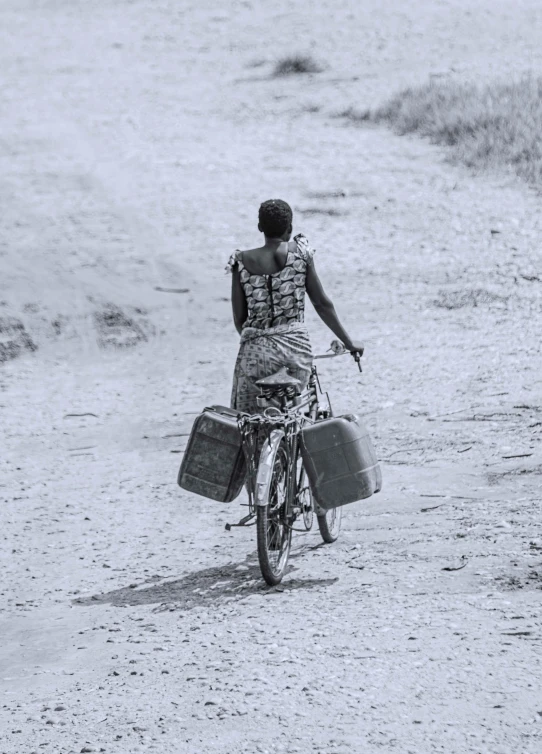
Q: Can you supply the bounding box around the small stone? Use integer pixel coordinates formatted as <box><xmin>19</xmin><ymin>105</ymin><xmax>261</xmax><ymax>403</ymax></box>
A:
<box><xmin>204</xmin><ymin>696</ymin><xmax>222</xmax><ymax>706</ymax></box>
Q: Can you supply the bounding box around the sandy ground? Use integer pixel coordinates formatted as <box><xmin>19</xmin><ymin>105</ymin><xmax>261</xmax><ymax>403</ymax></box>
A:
<box><xmin>2</xmin><ymin>1</ymin><xmax>542</xmax><ymax>752</ymax></box>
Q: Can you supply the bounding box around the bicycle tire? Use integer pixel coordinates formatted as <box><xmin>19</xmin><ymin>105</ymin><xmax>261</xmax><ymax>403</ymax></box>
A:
<box><xmin>313</xmin><ymin>400</ymin><xmax>342</xmax><ymax>543</ymax></box>
<box><xmin>256</xmin><ymin>441</ymin><xmax>292</xmax><ymax>586</ymax></box>
<box><xmin>317</xmin><ymin>505</ymin><xmax>342</xmax><ymax>543</ymax></box>
<box><xmin>296</xmin><ymin>455</ymin><xmax>313</xmax><ymax>531</ymax></box>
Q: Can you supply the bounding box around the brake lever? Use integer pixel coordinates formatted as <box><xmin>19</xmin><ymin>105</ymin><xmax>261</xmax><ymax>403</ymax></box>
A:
<box><xmin>353</xmin><ymin>352</ymin><xmax>362</xmax><ymax>372</ymax></box>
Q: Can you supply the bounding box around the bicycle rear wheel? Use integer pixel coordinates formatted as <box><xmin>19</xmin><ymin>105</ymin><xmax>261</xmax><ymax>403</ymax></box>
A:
<box><xmin>256</xmin><ymin>441</ymin><xmax>292</xmax><ymax>585</ymax></box>
<box><xmin>317</xmin><ymin>505</ymin><xmax>342</xmax><ymax>543</ymax></box>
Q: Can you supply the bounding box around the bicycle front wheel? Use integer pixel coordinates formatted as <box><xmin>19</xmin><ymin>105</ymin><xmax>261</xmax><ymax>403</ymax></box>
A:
<box><xmin>256</xmin><ymin>441</ymin><xmax>292</xmax><ymax>586</ymax></box>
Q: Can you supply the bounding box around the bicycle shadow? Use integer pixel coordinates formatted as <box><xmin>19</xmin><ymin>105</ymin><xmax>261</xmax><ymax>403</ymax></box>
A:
<box><xmin>74</xmin><ymin>546</ymin><xmax>337</xmax><ymax>613</ymax></box>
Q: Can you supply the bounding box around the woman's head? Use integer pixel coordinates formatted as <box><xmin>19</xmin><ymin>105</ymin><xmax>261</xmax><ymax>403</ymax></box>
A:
<box><xmin>258</xmin><ymin>199</ymin><xmax>292</xmax><ymax>239</ymax></box>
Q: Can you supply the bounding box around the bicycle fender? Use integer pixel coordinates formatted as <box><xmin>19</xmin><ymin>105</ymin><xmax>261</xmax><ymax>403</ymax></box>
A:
<box><xmin>255</xmin><ymin>429</ymin><xmax>285</xmax><ymax>507</ymax></box>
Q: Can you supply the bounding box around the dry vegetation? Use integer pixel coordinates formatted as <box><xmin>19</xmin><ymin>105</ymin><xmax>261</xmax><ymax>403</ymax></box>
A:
<box><xmin>344</xmin><ymin>77</ymin><xmax>542</xmax><ymax>185</ymax></box>
<box><xmin>272</xmin><ymin>54</ymin><xmax>323</xmax><ymax>76</ymax></box>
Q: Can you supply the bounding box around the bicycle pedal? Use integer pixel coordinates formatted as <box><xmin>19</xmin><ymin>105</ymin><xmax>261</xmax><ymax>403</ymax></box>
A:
<box><xmin>225</xmin><ymin>513</ymin><xmax>255</xmax><ymax>531</ymax></box>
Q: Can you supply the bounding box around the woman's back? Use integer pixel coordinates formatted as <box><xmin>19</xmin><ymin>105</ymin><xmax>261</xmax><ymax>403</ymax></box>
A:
<box><xmin>239</xmin><ymin>242</ymin><xmax>290</xmax><ymax>276</ymax></box>
<box><xmin>228</xmin><ymin>235</ymin><xmax>314</xmax><ymax>331</ymax></box>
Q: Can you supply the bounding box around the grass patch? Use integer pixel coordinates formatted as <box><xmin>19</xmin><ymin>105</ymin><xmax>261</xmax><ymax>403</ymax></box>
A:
<box><xmin>297</xmin><ymin>207</ymin><xmax>344</xmax><ymax>216</ymax></box>
<box><xmin>0</xmin><ymin>316</ymin><xmax>37</xmax><ymax>363</ymax></box>
<box><xmin>302</xmin><ymin>103</ymin><xmax>322</xmax><ymax>113</ymax></box>
<box><xmin>245</xmin><ymin>58</ymin><xmax>267</xmax><ymax>69</ymax></box>
<box><xmin>273</xmin><ymin>55</ymin><xmax>323</xmax><ymax>77</ymax></box>
<box><xmin>351</xmin><ymin>77</ymin><xmax>542</xmax><ymax>185</ymax></box>
<box><xmin>434</xmin><ymin>288</ymin><xmax>508</xmax><ymax>310</ymax></box>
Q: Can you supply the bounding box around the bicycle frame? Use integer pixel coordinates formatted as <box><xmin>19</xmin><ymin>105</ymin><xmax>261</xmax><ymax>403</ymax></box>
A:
<box><xmin>228</xmin><ymin>344</ymin><xmax>359</xmax><ymax>582</ymax></box>
<box><xmin>238</xmin><ymin>368</ymin><xmax>320</xmax><ymax>517</ymax></box>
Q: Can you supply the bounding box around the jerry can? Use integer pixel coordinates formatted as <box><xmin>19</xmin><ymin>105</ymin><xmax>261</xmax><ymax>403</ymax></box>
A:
<box><xmin>177</xmin><ymin>405</ymin><xmax>246</xmax><ymax>502</ymax></box>
<box><xmin>300</xmin><ymin>414</ymin><xmax>382</xmax><ymax>510</ymax></box>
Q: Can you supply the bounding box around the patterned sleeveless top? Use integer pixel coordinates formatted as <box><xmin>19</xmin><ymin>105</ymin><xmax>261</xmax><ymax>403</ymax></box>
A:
<box><xmin>226</xmin><ymin>234</ymin><xmax>315</xmax><ymax>331</ymax></box>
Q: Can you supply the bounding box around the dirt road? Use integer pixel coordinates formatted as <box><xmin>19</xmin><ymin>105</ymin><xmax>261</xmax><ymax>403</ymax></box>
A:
<box><xmin>2</xmin><ymin>1</ymin><xmax>542</xmax><ymax>752</ymax></box>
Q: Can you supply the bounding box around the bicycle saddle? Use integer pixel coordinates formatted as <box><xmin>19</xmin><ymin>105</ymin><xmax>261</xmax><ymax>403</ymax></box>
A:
<box><xmin>255</xmin><ymin>367</ymin><xmax>302</xmax><ymax>391</ymax></box>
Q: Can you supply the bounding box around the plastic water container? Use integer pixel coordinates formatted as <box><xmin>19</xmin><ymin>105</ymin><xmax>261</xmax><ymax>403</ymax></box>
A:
<box><xmin>300</xmin><ymin>414</ymin><xmax>382</xmax><ymax>510</ymax></box>
<box><xmin>177</xmin><ymin>405</ymin><xmax>246</xmax><ymax>502</ymax></box>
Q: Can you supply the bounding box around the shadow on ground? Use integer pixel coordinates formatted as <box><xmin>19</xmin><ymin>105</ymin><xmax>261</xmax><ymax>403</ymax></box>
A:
<box><xmin>74</xmin><ymin>547</ymin><xmax>338</xmax><ymax>612</ymax></box>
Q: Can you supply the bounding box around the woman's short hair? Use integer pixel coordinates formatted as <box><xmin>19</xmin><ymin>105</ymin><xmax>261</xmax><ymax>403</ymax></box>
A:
<box><xmin>258</xmin><ymin>199</ymin><xmax>292</xmax><ymax>237</ymax></box>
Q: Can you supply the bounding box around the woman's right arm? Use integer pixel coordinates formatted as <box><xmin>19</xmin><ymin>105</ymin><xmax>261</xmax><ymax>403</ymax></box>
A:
<box><xmin>231</xmin><ymin>264</ymin><xmax>248</xmax><ymax>335</ymax></box>
<box><xmin>305</xmin><ymin>260</ymin><xmax>364</xmax><ymax>354</ymax></box>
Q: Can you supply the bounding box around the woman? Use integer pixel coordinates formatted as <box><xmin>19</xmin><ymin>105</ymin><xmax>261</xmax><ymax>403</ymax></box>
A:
<box><xmin>227</xmin><ymin>199</ymin><xmax>364</xmax><ymax>414</ymax></box>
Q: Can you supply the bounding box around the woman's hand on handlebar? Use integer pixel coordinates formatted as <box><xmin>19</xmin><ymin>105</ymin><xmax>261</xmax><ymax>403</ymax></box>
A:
<box><xmin>344</xmin><ymin>340</ymin><xmax>364</xmax><ymax>357</ymax></box>
<box><xmin>346</xmin><ymin>341</ymin><xmax>364</xmax><ymax>372</ymax></box>
<box><xmin>328</xmin><ymin>339</ymin><xmax>364</xmax><ymax>371</ymax></box>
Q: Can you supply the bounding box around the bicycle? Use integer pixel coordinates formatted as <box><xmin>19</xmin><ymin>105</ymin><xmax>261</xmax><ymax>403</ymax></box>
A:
<box><xmin>226</xmin><ymin>341</ymin><xmax>362</xmax><ymax>586</ymax></box>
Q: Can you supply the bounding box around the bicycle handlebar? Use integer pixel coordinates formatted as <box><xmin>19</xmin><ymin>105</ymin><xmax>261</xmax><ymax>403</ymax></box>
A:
<box><xmin>314</xmin><ymin>340</ymin><xmax>363</xmax><ymax>372</ymax></box>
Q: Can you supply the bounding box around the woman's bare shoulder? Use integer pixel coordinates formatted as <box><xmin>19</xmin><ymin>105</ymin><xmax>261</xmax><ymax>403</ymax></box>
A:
<box><xmin>237</xmin><ymin>245</ymin><xmax>267</xmax><ymax>261</ymax></box>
